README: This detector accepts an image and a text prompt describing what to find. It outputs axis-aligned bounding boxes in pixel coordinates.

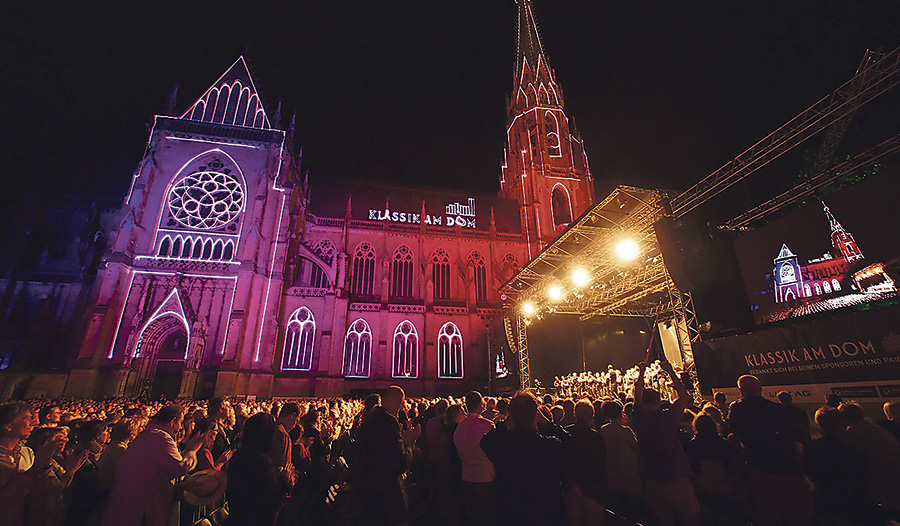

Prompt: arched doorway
[131,314,190,400]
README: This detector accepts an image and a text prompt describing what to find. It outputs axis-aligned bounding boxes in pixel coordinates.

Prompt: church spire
[500,0,594,258]
[823,201,863,263]
[515,0,548,82]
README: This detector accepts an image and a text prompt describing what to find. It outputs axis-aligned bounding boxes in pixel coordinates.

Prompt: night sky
[4,0,900,212]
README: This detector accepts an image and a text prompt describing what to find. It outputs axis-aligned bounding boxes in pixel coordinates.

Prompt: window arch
[823,280,832,293]
[159,237,172,257]
[223,241,234,260]
[343,318,372,378]
[392,320,418,378]
[501,253,520,281]
[548,84,560,105]
[172,237,183,258]
[282,307,315,371]
[814,283,822,295]
[804,283,812,297]
[437,322,464,378]
[832,279,841,291]
[545,112,561,157]
[391,245,415,298]
[551,185,573,227]
[351,243,376,296]
[539,84,551,105]
[468,252,488,303]
[432,248,451,301]
[313,238,336,265]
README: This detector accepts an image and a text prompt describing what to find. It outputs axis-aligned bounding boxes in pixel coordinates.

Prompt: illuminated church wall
[0,1,597,399]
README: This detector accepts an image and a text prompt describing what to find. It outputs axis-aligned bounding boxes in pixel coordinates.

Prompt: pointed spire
[180,56,272,129]
[822,201,843,232]
[515,0,550,84]
[273,99,283,129]
[163,83,180,116]
[287,110,297,146]
[345,193,353,219]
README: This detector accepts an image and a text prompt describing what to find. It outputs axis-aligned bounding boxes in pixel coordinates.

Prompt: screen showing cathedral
[734,166,900,325]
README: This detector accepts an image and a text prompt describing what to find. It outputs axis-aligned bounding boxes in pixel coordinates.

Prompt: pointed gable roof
[181,56,272,129]
[775,243,796,260]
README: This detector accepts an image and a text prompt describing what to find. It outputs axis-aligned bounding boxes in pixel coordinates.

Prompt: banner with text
[694,303,900,390]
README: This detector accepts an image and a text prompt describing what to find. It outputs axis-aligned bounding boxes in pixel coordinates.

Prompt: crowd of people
[1,363,900,526]
[555,361,678,402]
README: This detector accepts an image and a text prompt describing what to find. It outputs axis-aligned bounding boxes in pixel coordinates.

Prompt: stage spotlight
[522,302,535,315]
[547,285,563,301]
[571,268,590,287]
[615,238,640,262]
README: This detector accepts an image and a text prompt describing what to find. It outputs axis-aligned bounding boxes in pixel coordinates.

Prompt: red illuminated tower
[500,0,595,259]
[823,202,863,263]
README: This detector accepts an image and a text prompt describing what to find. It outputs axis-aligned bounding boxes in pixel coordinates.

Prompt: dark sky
[4,0,900,209]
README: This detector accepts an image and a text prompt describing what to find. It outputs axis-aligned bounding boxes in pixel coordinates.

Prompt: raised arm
[660,360,690,412]
[633,361,647,408]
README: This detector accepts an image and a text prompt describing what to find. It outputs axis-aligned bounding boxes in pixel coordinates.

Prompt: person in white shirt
[453,391,496,526]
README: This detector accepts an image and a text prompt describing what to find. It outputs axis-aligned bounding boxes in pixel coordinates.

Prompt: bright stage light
[571,268,590,287]
[522,302,535,315]
[547,285,563,301]
[615,238,640,262]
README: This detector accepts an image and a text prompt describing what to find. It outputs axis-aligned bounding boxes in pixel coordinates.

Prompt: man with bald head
[729,375,812,525]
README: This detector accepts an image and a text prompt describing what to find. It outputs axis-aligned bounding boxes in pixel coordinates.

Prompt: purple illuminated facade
[0,1,594,399]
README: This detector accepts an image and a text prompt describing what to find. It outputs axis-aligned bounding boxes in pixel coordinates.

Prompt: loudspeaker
[654,216,754,331]
[654,217,697,291]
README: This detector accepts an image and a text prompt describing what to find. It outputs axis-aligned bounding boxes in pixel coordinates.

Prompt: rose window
[167,171,245,230]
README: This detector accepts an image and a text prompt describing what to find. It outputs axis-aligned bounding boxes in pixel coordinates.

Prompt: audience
[1,376,898,526]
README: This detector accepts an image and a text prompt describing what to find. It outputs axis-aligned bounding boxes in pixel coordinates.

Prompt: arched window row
[157,234,235,261]
[336,319,464,380]
[282,307,315,371]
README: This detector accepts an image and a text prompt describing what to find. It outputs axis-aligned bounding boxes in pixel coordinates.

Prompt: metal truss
[725,132,900,230]
[671,46,900,218]
[516,314,531,390]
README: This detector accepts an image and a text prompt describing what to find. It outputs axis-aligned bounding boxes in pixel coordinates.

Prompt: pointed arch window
[823,281,832,293]
[551,185,573,227]
[351,243,376,296]
[391,245,415,299]
[392,321,418,378]
[159,237,172,257]
[437,322,464,379]
[313,239,336,265]
[432,248,452,301]
[282,307,315,371]
[545,112,561,157]
[468,252,488,303]
[343,318,372,378]
[501,253,520,282]
[832,279,841,291]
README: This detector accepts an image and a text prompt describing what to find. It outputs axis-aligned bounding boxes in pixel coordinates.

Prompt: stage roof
[500,185,683,320]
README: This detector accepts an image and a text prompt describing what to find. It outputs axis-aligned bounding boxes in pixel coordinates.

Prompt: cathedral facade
[1,1,594,399]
